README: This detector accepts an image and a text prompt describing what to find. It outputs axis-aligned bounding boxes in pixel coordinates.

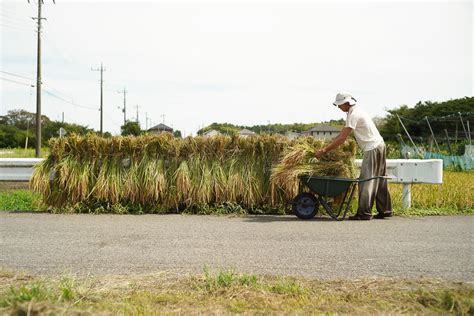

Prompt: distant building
[304,125,341,140]
[237,128,256,137]
[148,123,173,134]
[203,129,221,137]
[285,131,301,140]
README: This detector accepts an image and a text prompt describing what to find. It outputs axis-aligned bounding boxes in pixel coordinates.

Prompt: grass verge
[1,170,473,215]
[0,190,42,212]
[0,269,472,315]
[0,148,49,158]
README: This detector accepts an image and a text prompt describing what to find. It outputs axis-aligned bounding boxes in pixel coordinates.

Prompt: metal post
[467,121,472,145]
[444,129,456,169]
[425,116,440,152]
[402,183,411,208]
[458,112,468,141]
[397,114,421,156]
[444,129,453,155]
[25,118,30,152]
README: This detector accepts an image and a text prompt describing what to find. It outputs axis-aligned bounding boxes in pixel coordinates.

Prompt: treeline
[0,110,97,148]
[2,96,473,149]
[0,110,183,148]
[197,119,345,136]
[377,97,474,143]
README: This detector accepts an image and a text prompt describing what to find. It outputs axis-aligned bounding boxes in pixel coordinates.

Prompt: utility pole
[91,62,106,135]
[61,112,64,123]
[135,104,140,125]
[160,114,165,124]
[31,0,49,157]
[145,112,149,130]
[118,87,127,125]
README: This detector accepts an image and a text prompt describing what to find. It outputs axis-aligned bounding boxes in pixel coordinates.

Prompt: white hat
[333,92,357,106]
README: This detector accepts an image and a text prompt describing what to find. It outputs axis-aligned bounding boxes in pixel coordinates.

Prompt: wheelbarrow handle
[357,175,392,182]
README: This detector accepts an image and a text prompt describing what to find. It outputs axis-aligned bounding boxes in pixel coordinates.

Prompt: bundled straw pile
[30,133,356,213]
[271,138,357,201]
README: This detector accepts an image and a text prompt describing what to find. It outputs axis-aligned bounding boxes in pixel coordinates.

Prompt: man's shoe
[348,214,372,221]
[374,212,393,219]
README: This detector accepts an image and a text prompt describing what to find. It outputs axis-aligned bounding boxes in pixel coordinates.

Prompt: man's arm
[314,127,353,158]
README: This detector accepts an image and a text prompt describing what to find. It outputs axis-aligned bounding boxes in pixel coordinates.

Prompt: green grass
[0,269,472,315]
[0,148,49,158]
[0,190,42,212]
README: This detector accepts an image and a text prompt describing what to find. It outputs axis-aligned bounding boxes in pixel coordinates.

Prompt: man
[314,92,392,220]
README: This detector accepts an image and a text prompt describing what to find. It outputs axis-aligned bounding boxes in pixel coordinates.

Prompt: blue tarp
[423,152,474,170]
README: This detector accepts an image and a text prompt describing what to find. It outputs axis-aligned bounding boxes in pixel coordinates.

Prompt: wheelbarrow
[292,175,390,221]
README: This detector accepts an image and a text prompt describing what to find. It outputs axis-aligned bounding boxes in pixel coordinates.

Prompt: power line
[0,70,35,81]
[0,76,35,87]
[43,89,96,111]
[0,13,33,27]
[0,23,33,32]
[42,83,75,102]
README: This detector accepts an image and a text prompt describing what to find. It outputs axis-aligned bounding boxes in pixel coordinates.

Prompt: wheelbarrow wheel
[292,193,319,219]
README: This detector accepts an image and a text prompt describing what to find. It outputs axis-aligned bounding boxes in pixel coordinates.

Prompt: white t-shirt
[345,105,384,152]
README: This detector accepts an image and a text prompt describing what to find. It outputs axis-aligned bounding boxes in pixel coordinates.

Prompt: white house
[285,131,301,140]
[304,125,341,140]
[237,128,256,137]
[148,123,173,134]
[203,129,221,137]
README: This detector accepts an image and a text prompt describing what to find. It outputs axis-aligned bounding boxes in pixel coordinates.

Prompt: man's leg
[375,144,392,216]
[356,148,378,218]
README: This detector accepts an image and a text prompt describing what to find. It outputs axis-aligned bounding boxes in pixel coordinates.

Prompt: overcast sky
[1,0,472,136]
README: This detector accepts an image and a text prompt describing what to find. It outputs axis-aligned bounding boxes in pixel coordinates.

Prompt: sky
[0,0,472,136]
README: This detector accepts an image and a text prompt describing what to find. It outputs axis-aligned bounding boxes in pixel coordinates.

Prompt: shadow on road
[243,215,337,223]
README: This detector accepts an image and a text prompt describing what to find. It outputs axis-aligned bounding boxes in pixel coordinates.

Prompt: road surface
[1,213,472,280]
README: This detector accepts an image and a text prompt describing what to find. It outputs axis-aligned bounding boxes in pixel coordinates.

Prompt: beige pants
[358,143,392,216]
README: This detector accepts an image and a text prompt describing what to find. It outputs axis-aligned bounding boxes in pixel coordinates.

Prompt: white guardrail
[0,158,443,208]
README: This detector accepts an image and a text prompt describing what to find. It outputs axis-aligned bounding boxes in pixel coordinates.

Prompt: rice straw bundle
[31,133,357,213]
[270,137,357,200]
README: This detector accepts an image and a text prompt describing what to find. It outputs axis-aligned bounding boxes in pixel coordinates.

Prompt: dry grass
[1,269,472,315]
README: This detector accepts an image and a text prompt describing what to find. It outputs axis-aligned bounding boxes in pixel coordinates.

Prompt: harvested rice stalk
[32,133,357,213]
[270,138,357,199]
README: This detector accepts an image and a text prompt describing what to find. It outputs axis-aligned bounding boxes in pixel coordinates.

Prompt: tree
[0,109,49,131]
[0,125,28,148]
[121,121,141,136]
[378,97,474,142]
[173,130,182,138]
[42,121,94,145]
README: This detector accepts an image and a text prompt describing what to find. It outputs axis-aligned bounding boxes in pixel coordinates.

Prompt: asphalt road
[1,213,473,281]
